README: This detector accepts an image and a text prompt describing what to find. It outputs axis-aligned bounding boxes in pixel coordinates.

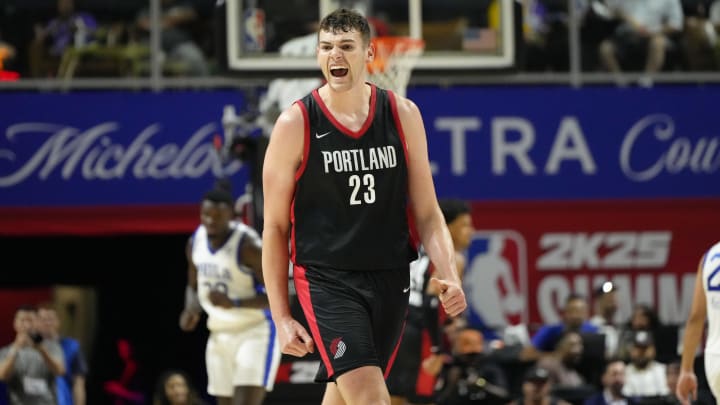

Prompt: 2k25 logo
[536,231,672,270]
[463,231,528,335]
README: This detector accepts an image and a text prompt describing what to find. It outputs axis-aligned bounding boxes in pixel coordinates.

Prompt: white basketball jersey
[702,241,720,355]
[193,221,267,332]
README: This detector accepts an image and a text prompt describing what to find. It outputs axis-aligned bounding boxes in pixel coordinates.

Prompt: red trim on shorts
[293,101,311,181]
[292,265,334,377]
[311,83,377,139]
[384,317,407,379]
[415,329,437,396]
[387,89,421,249]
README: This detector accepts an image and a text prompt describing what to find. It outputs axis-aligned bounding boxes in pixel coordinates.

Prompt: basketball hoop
[367,36,425,98]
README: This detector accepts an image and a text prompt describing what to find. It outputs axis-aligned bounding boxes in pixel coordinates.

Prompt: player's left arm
[676,254,708,405]
[397,94,466,317]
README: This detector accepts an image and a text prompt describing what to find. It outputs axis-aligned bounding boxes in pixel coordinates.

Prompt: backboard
[224,0,515,74]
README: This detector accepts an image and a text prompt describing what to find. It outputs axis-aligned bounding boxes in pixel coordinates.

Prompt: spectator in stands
[433,327,509,405]
[681,0,719,70]
[507,366,573,405]
[622,330,670,398]
[589,281,621,358]
[537,331,586,387]
[522,0,592,71]
[583,358,638,405]
[616,304,661,362]
[29,0,98,77]
[152,369,208,405]
[521,294,599,361]
[37,303,87,405]
[136,0,208,76]
[0,33,16,72]
[0,305,66,405]
[599,0,684,87]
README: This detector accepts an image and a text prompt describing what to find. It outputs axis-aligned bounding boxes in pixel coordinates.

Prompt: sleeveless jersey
[291,84,417,270]
[702,241,720,355]
[192,221,267,332]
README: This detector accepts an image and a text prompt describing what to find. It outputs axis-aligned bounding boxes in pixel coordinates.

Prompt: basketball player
[676,240,720,405]
[261,8,467,405]
[387,199,473,405]
[179,188,281,405]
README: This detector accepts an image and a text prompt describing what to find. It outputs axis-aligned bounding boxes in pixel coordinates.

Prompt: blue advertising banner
[412,85,720,200]
[0,90,249,207]
[1,86,718,211]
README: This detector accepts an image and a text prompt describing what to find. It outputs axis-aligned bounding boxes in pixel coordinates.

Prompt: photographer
[434,327,509,405]
[0,305,66,405]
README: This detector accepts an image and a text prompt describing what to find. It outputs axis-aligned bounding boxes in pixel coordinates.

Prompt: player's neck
[319,82,371,114]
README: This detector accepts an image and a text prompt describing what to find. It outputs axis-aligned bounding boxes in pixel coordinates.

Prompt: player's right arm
[179,237,201,331]
[676,254,708,405]
[262,103,314,357]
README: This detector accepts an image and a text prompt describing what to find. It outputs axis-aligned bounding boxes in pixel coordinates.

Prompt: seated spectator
[507,366,573,405]
[29,0,98,77]
[152,369,208,405]
[537,331,586,388]
[433,327,509,405]
[622,331,670,399]
[599,0,684,87]
[136,0,208,76]
[681,0,719,70]
[583,358,638,405]
[521,294,599,361]
[522,0,594,72]
[0,34,16,72]
[616,304,661,362]
[589,281,621,359]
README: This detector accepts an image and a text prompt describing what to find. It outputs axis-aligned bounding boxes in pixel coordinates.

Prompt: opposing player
[261,7,466,405]
[676,241,720,405]
[180,188,281,405]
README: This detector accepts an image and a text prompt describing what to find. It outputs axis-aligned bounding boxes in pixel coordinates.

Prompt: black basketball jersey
[291,84,418,270]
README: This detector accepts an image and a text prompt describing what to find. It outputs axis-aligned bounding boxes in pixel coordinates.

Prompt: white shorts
[205,317,281,397]
[705,352,720,400]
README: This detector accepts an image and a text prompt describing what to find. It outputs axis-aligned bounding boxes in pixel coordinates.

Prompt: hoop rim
[367,36,425,73]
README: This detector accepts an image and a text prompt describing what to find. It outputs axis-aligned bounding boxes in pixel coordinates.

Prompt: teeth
[330,66,346,70]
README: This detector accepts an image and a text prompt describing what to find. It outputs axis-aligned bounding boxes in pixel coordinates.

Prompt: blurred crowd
[420,281,713,405]
[1,0,719,81]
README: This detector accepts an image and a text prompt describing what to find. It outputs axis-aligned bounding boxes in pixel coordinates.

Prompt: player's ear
[366,40,375,64]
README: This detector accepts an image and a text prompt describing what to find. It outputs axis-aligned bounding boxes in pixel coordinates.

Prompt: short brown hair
[319,8,371,46]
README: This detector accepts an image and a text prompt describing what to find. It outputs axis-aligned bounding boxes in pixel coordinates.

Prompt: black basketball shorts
[293,264,410,383]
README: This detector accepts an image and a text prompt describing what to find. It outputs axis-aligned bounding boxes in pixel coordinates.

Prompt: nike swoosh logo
[403,286,411,293]
[315,131,332,139]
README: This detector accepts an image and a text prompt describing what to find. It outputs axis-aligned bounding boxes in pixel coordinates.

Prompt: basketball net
[366,36,425,98]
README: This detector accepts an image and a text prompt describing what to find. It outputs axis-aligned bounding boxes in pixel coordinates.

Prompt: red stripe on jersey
[292,265,334,377]
[290,101,310,263]
[311,84,377,139]
[290,196,297,263]
[294,101,311,181]
[387,90,421,249]
[384,316,407,379]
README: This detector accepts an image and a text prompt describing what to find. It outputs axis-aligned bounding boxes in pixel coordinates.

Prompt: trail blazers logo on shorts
[330,337,346,359]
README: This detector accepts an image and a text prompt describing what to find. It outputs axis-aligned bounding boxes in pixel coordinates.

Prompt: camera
[29,332,43,344]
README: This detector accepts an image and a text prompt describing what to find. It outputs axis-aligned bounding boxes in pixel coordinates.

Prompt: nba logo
[463,231,528,340]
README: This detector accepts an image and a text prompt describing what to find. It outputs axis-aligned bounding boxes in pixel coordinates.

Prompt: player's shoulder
[387,90,418,112]
[272,102,306,134]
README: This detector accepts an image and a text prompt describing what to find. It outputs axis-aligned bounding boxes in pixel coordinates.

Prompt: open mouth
[330,67,349,77]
